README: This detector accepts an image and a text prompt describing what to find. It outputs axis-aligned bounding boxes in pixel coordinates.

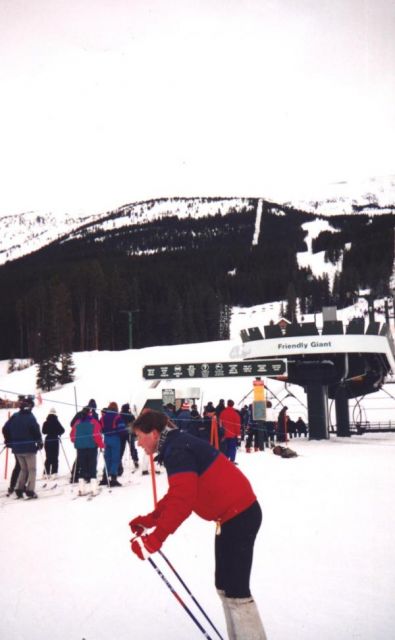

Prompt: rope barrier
[1,416,273,448]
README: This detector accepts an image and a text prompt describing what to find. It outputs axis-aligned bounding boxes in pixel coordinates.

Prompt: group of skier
[165,398,243,463]
[167,398,308,463]
[2,393,307,503]
[2,395,139,499]
[69,399,139,496]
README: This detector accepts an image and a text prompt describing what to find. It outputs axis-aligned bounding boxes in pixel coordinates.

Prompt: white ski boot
[90,478,99,496]
[226,596,267,640]
[78,479,88,496]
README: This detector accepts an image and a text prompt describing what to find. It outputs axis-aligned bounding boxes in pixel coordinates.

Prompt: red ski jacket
[219,407,241,439]
[147,430,256,542]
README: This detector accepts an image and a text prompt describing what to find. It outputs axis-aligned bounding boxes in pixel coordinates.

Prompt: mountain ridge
[1,175,394,265]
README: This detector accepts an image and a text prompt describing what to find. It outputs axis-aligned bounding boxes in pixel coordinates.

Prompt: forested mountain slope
[0,196,393,359]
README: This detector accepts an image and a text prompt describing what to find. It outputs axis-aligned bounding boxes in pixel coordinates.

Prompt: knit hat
[19,395,34,410]
[49,407,57,415]
[181,402,190,410]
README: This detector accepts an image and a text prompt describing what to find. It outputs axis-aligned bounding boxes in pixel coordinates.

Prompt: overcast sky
[0,0,394,217]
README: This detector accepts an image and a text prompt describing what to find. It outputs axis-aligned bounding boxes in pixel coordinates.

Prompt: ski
[42,482,58,491]
[86,491,101,501]
[0,489,63,507]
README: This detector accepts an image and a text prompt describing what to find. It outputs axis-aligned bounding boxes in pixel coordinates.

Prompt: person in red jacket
[129,410,267,640]
[220,399,241,463]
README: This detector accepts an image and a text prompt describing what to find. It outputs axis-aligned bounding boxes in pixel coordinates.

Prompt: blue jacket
[71,416,103,449]
[3,410,42,454]
[175,409,192,431]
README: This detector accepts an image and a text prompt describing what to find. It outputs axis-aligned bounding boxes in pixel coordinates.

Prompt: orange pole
[4,410,10,479]
[4,447,9,480]
[149,454,158,508]
[210,415,219,449]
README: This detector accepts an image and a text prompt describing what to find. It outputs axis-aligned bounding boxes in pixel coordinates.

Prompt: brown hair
[133,410,172,434]
[108,401,119,412]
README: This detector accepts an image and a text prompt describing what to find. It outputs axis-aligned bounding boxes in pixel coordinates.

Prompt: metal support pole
[335,385,351,437]
[306,382,329,440]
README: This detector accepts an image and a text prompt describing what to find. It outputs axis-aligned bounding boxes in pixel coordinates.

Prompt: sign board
[143,359,287,380]
[175,387,201,399]
[253,401,267,421]
[162,388,175,406]
[253,379,266,420]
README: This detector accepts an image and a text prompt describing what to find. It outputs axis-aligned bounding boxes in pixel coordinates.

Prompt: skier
[2,395,43,499]
[70,406,104,496]
[100,402,123,487]
[42,407,65,478]
[69,399,98,482]
[219,399,241,463]
[118,403,138,474]
[129,410,267,640]
[276,406,288,443]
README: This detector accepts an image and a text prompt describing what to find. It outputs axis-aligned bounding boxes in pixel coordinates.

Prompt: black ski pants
[246,426,259,450]
[44,438,60,474]
[9,457,21,491]
[215,500,262,598]
[76,448,98,481]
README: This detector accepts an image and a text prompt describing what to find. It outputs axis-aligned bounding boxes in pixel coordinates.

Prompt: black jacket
[42,415,65,441]
[3,410,42,454]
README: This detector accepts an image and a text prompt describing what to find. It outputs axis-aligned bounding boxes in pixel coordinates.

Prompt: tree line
[0,203,393,361]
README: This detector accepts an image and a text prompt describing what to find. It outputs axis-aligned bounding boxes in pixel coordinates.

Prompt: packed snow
[1,325,395,639]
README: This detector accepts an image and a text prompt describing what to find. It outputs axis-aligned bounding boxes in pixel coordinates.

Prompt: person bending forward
[129,410,267,640]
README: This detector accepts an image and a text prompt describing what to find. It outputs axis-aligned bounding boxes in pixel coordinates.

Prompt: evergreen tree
[36,356,58,391]
[57,352,75,385]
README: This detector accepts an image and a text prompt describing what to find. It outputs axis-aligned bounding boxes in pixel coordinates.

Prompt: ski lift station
[238,307,395,439]
[141,306,395,440]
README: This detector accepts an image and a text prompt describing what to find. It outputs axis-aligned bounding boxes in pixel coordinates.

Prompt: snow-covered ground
[296,219,344,289]
[1,326,395,639]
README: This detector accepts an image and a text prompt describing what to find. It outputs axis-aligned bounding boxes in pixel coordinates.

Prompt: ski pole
[100,447,112,491]
[59,437,71,472]
[158,550,224,640]
[38,448,50,481]
[148,557,213,639]
[72,454,78,485]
